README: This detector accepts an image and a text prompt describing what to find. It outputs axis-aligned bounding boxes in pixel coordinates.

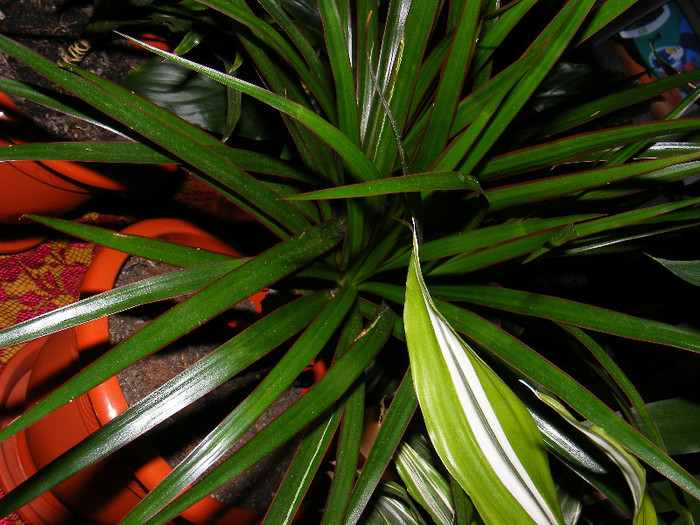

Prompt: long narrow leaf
[199,0,336,120]
[382,215,597,272]
[431,284,700,354]
[479,120,700,180]
[362,282,700,503]
[0,34,308,235]
[516,68,700,143]
[344,369,418,525]
[263,408,342,525]
[288,171,482,200]
[322,382,365,525]
[485,152,700,212]
[413,0,481,172]
[0,77,124,135]
[319,0,360,144]
[369,0,440,176]
[458,0,597,174]
[471,0,538,73]
[28,215,236,267]
[0,259,244,348]
[141,303,395,525]
[395,433,454,525]
[0,141,174,163]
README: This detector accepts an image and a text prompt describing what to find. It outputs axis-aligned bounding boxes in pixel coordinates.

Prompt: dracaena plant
[2,0,700,523]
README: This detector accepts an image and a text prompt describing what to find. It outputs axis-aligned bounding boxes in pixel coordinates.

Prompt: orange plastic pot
[0,219,265,524]
[0,93,177,254]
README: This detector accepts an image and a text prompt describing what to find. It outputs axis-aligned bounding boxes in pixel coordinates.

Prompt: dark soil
[109,256,302,510]
[0,0,151,141]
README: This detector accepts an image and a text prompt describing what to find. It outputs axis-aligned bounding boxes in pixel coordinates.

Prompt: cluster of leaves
[2,0,700,523]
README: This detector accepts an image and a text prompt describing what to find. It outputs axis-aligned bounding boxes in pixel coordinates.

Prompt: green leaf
[431,284,700,354]
[0,141,174,163]
[287,172,482,200]
[404,229,564,525]
[529,387,657,522]
[517,68,700,143]
[650,256,700,287]
[437,303,700,504]
[395,433,454,525]
[0,34,308,235]
[28,215,235,267]
[140,302,395,525]
[412,0,481,172]
[363,481,427,525]
[367,0,440,176]
[429,227,580,276]
[484,152,700,212]
[526,396,633,514]
[560,325,664,450]
[525,197,700,262]
[200,0,336,121]
[0,259,244,348]
[122,284,357,524]
[646,399,700,456]
[479,120,700,180]
[322,381,365,525]
[457,0,597,174]
[0,77,120,133]
[382,215,596,272]
[319,0,360,144]
[433,51,541,173]
[121,57,229,133]
[578,0,640,42]
[471,0,538,73]
[343,368,418,525]
[263,407,342,525]
[364,283,700,507]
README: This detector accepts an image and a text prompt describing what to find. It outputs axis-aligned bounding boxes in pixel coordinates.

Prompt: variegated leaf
[395,433,454,525]
[527,385,658,525]
[404,227,564,525]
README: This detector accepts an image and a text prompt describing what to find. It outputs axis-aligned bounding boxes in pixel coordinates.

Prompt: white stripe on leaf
[524,383,657,524]
[405,227,564,525]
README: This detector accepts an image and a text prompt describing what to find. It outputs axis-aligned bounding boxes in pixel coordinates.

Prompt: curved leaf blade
[118,32,381,182]
[287,172,482,200]
[0,260,244,348]
[431,284,700,354]
[404,230,564,525]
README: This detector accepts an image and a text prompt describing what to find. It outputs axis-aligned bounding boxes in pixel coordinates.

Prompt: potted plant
[1,0,700,523]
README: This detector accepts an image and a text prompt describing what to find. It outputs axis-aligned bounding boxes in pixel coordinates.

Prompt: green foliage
[2,0,700,523]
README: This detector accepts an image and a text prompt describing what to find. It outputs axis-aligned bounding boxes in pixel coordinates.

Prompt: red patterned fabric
[0,239,96,523]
